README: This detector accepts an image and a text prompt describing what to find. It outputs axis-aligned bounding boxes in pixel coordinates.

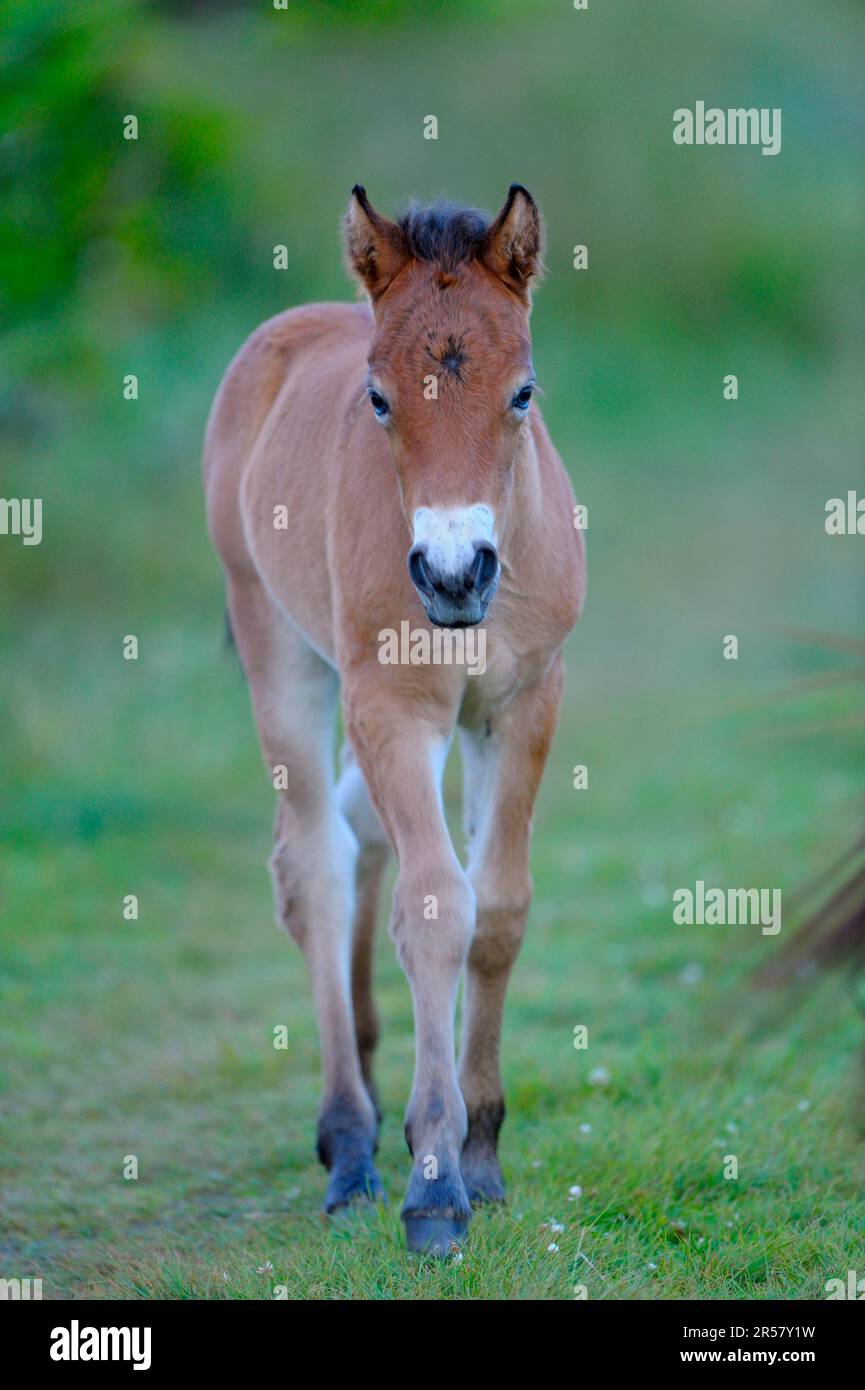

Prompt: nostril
[469,543,498,595]
[408,544,435,596]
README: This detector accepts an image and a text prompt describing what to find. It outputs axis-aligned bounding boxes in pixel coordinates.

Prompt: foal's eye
[368,389,389,419]
[512,385,533,412]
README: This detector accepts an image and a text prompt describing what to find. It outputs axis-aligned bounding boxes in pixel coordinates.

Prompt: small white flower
[588,1067,610,1087]
[648,1261,658,1270]
[797,1099,810,1112]
[549,1221,565,1234]
[222,1271,229,1283]
[679,962,703,986]
[531,1159,542,1168]
[579,1123,592,1134]
[547,1242,560,1253]
[257,1261,274,1274]
[452,1249,464,1264]
[569,1185,583,1198]
[726,1122,738,1133]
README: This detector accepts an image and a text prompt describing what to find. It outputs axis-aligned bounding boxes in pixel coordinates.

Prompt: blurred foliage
[0,0,861,624]
[2,0,861,391]
[1,0,256,387]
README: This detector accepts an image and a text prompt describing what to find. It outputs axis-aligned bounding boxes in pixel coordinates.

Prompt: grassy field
[1,0,863,1299]
[2,585,863,1299]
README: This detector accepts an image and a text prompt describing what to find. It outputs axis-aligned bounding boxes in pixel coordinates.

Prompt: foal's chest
[457,628,548,729]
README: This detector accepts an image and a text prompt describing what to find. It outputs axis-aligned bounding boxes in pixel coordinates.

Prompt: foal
[203,185,585,1253]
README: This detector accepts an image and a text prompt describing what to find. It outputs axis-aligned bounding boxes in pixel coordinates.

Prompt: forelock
[396,200,491,273]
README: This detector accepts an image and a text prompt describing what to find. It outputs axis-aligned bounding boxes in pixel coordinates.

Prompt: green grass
[1,612,862,1299]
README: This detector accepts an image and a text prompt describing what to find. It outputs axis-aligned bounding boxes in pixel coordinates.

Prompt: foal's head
[344,184,544,628]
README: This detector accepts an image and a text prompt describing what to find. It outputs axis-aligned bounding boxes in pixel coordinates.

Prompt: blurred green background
[1,0,863,1299]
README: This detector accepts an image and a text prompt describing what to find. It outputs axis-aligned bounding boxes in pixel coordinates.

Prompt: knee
[392,861,476,974]
[269,832,305,945]
[269,807,356,947]
[468,877,533,977]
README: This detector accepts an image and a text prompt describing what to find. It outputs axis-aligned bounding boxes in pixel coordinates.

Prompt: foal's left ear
[481,184,544,297]
[343,185,409,300]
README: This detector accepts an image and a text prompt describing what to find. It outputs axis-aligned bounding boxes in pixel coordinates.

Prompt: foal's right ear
[343,186,409,300]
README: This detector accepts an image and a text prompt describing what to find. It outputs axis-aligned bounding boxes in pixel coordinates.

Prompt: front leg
[458,656,564,1203]
[344,676,475,1255]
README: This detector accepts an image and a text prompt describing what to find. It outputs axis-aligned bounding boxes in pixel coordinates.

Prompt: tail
[752,628,865,990]
[756,837,865,987]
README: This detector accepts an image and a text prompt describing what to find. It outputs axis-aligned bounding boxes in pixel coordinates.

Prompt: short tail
[756,836,865,986]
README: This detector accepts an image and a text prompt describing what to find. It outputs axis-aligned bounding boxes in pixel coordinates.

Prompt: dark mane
[396,200,491,272]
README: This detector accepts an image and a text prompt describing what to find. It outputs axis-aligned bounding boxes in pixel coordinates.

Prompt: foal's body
[204,187,585,1252]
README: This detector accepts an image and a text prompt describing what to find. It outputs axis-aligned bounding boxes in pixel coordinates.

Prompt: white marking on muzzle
[411,504,496,582]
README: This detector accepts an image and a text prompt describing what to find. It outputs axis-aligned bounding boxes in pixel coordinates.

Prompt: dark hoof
[324,1160,385,1213]
[404,1214,469,1255]
[461,1103,506,1206]
[462,1169,506,1206]
[461,1149,506,1205]
[317,1096,381,1212]
[401,1151,471,1252]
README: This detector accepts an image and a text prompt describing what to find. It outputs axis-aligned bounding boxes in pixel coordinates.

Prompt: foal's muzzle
[408,541,499,627]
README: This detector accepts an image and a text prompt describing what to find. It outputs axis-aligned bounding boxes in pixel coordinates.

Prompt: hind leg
[227,577,382,1211]
[337,743,390,1121]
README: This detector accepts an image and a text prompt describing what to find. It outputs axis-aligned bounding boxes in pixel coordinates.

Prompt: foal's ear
[481,184,544,296]
[343,186,409,300]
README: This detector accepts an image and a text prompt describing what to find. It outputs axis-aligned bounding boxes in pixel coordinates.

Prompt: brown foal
[203,184,585,1253]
